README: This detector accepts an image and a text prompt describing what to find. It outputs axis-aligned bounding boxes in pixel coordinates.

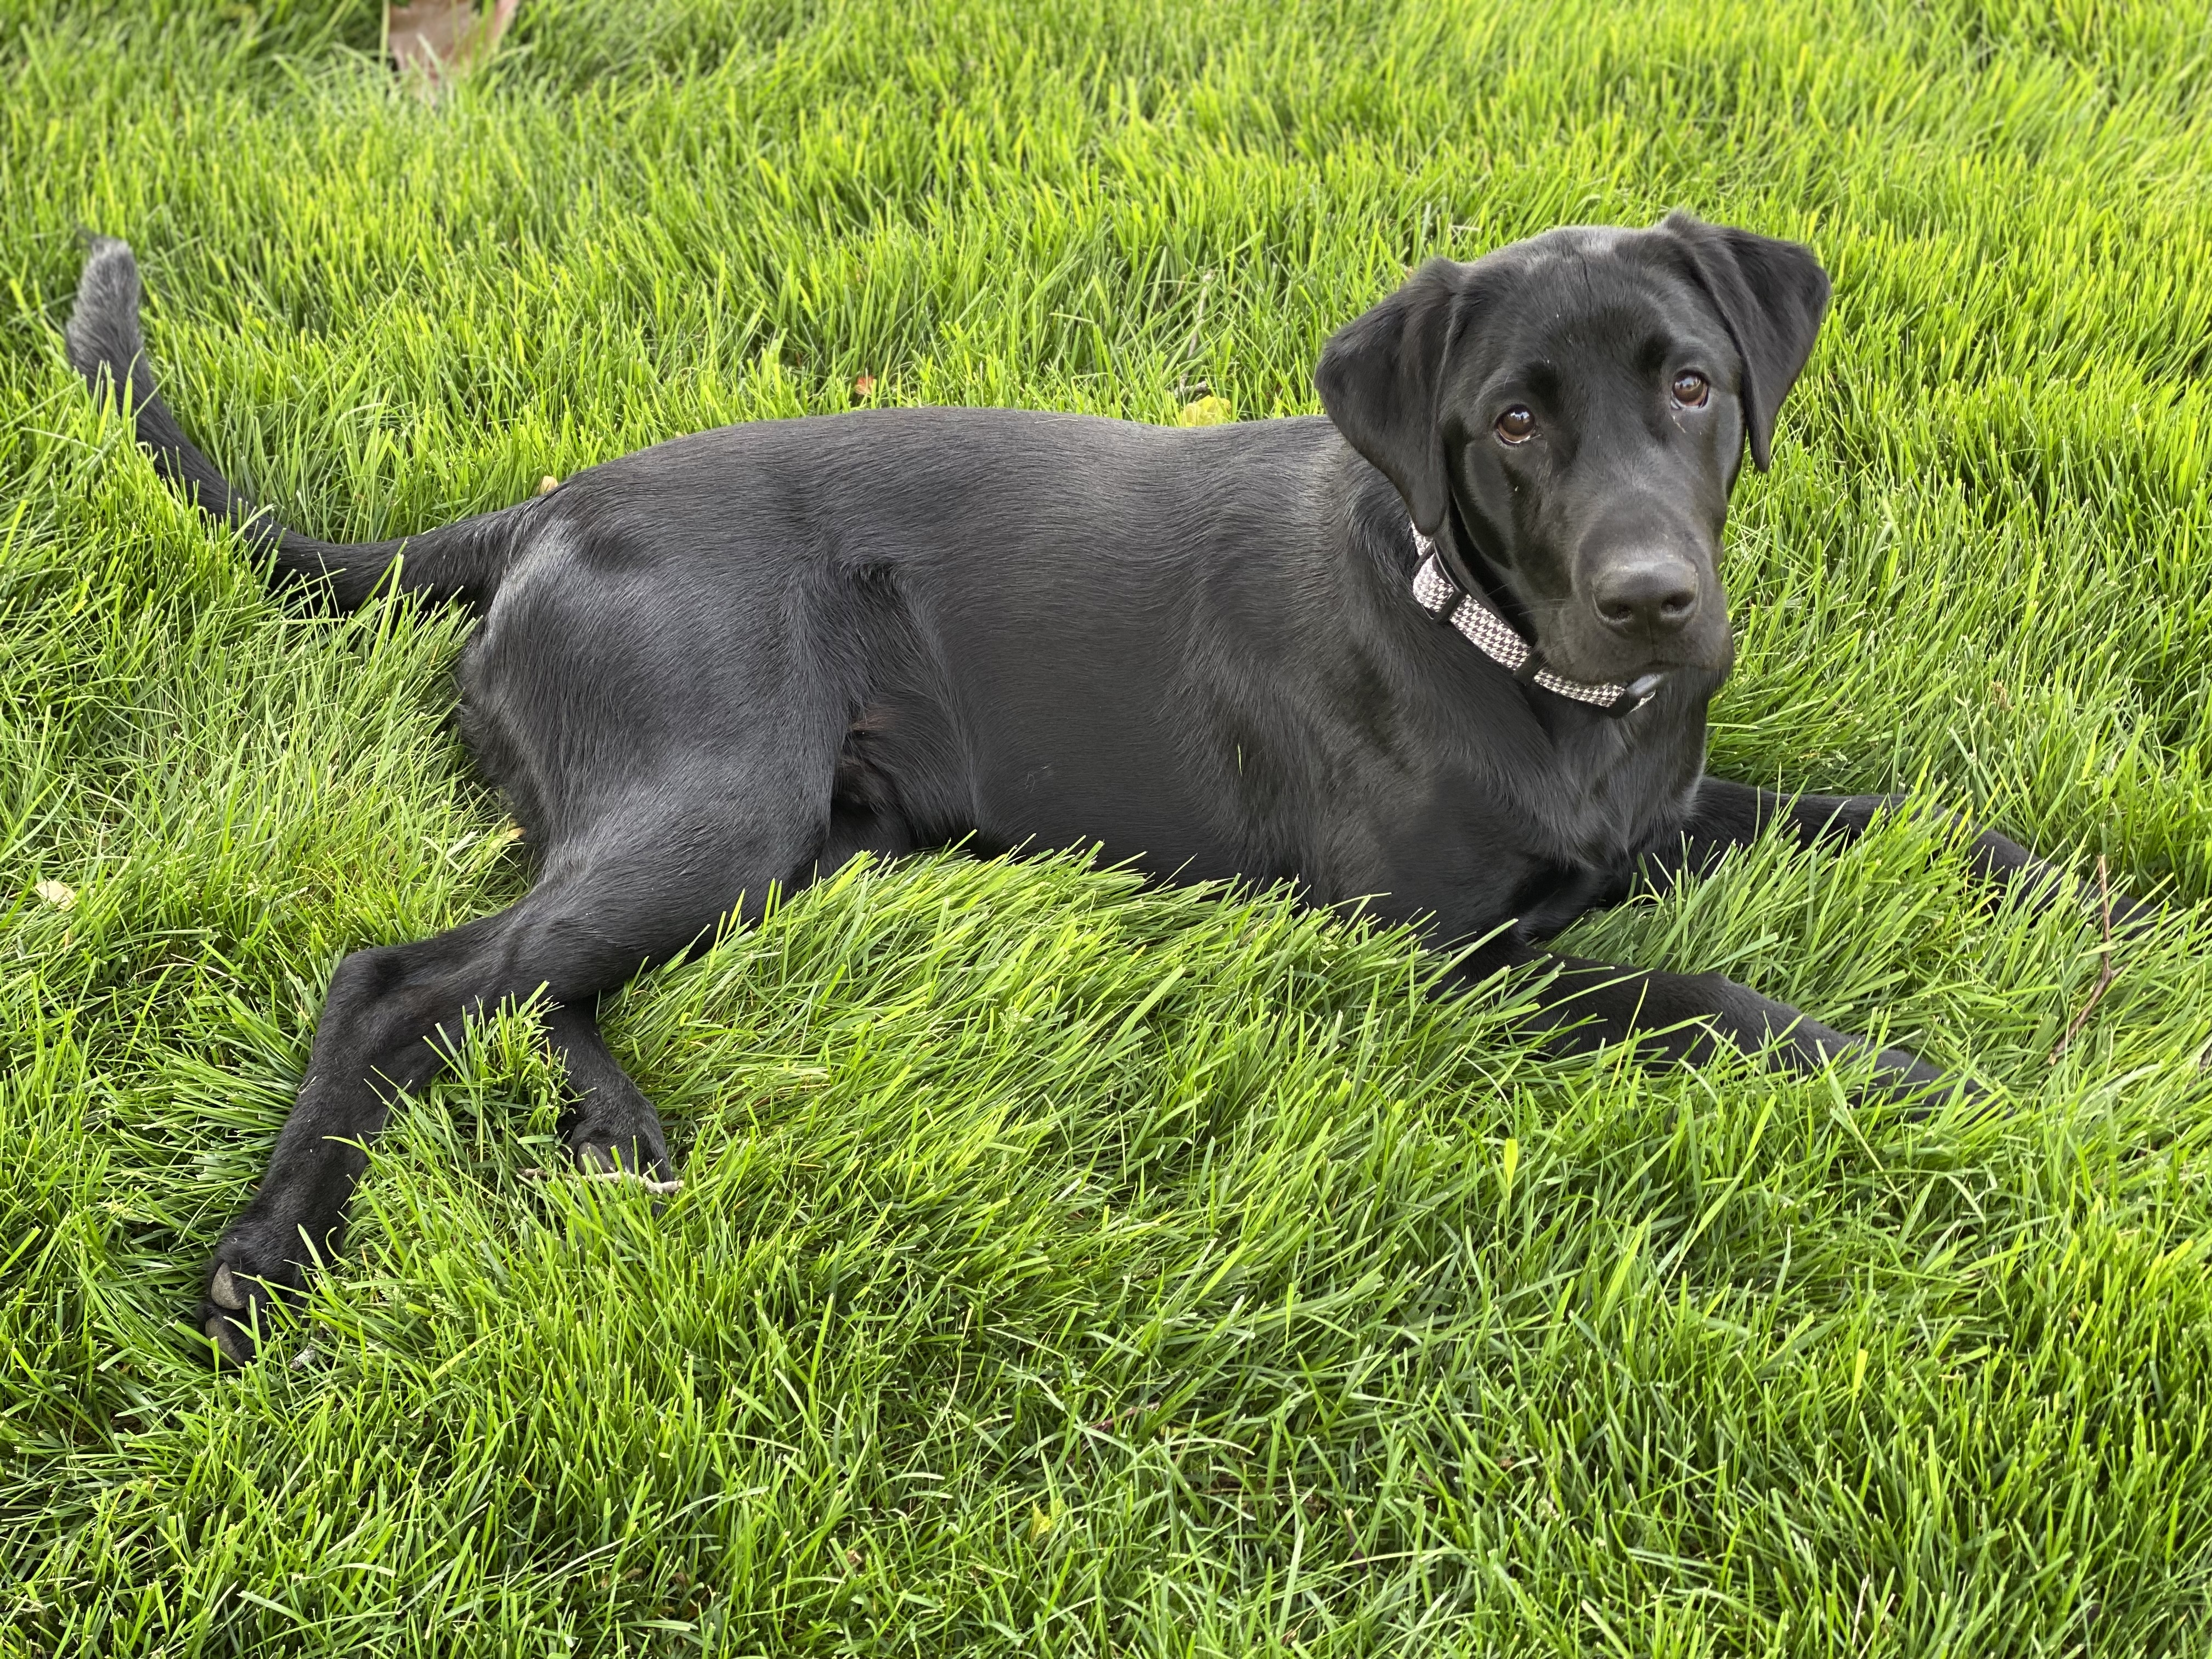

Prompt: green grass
[5,0,2212,1651]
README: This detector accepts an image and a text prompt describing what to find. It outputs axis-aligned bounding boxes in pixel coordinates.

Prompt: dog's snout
[1593,555,1700,636]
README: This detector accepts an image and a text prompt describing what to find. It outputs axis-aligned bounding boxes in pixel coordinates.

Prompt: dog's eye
[1495,406,1536,443]
[1672,371,1710,408]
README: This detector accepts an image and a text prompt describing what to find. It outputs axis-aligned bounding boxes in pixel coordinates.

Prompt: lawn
[5,0,2212,1651]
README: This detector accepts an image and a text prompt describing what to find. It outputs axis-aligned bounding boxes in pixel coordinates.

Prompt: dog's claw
[210,1263,246,1310]
[205,1312,251,1365]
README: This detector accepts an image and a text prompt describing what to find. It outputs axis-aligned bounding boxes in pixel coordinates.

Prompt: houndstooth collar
[1409,525,1663,717]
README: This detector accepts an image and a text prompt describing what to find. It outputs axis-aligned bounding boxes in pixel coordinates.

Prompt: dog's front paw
[2102,888,2166,935]
[198,1212,323,1365]
[1974,838,2167,935]
[1861,1045,1985,1113]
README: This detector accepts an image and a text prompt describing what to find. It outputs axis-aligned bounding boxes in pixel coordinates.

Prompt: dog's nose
[1593,556,1700,636]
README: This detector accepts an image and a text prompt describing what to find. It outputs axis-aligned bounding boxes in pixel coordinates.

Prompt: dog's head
[1316,212,1830,688]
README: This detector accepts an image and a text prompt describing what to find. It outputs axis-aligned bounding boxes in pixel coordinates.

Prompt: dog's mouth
[1571,635,1730,674]
[1552,636,1733,684]
[1531,608,1736,690]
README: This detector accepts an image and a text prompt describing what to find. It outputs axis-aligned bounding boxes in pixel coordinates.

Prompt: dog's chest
[1435,701,1708,891]
[1545,721,1706,865]
[1333,701,1704,939]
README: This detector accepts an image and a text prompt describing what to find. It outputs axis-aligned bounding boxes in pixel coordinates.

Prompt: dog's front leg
[1656,778,2159,928]
[1461,936,1967,1103]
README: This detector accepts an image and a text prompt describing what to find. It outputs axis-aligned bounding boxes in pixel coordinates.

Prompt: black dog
[66,215,2103,1363]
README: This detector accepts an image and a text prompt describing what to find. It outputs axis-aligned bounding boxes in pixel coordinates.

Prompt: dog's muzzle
[1409,527,1663,716]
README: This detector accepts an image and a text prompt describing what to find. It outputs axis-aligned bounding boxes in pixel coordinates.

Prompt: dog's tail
[65,236,522,612]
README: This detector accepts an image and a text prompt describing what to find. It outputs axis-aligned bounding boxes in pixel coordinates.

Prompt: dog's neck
[1427,493,1532,636]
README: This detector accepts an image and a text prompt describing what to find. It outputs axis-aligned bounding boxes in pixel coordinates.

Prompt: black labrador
[65,215,2109,1363]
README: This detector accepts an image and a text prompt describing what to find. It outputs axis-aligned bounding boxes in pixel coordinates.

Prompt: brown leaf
[851,374,877,398]
[538,475,558,494]
[389,0,520,86]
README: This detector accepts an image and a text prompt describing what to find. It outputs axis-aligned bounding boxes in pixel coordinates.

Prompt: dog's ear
[1657,212,1831,471]
[1314,258,1470,533]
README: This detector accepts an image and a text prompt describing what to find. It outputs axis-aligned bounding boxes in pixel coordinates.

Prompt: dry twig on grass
[2049,854,2118,1064]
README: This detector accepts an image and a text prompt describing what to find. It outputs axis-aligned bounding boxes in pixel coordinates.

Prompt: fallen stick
[519,1165,684,1196]
[2049,855,2117,1065]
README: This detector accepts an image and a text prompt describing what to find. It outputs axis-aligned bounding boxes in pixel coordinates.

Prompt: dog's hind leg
[200,806,821,1363]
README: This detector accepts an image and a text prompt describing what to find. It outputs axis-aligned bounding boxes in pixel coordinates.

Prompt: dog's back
[462,404,1389,881]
